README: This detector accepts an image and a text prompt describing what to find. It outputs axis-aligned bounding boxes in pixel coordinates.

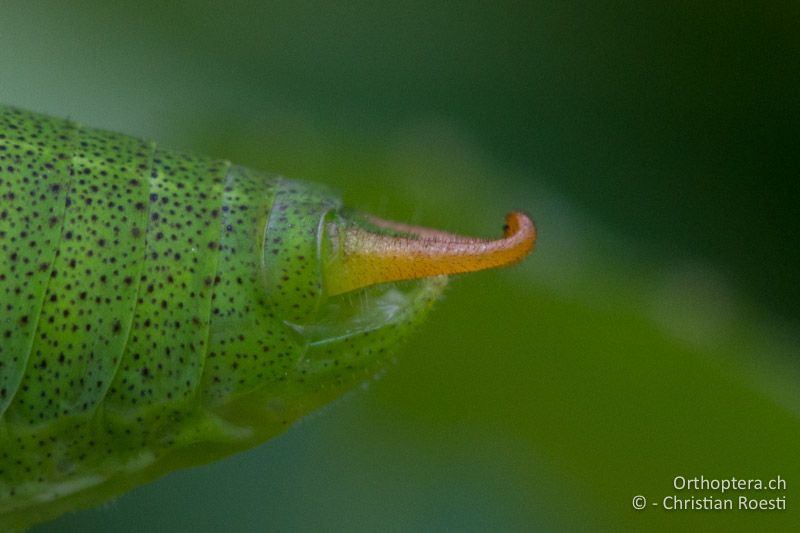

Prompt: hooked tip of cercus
[323,211,537,296]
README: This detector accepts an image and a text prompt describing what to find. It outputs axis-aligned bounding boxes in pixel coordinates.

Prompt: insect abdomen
[1,110,237,424]
[0,107,288,526]
[0,104,506,530]
[101,151,227,412]
[0,107,76,418]
[3,121,155,423]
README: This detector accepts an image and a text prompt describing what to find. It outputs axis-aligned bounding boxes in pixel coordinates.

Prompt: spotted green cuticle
[0,107,76,417]
[0,105,447,531]
[5,124,154,425]
[103,151,227,412]
[200,166,293,404]
[262,180,340,324]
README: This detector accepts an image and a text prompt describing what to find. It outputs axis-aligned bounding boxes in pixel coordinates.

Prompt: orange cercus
[323,211,536,295]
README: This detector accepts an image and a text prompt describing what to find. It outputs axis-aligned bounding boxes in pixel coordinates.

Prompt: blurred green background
[2,1,798,531]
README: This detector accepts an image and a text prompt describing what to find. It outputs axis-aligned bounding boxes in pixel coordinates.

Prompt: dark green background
[1,1,798,531]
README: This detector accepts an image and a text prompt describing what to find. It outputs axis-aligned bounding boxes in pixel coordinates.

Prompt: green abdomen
[0,106,298,528]
[0,105,449,531]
